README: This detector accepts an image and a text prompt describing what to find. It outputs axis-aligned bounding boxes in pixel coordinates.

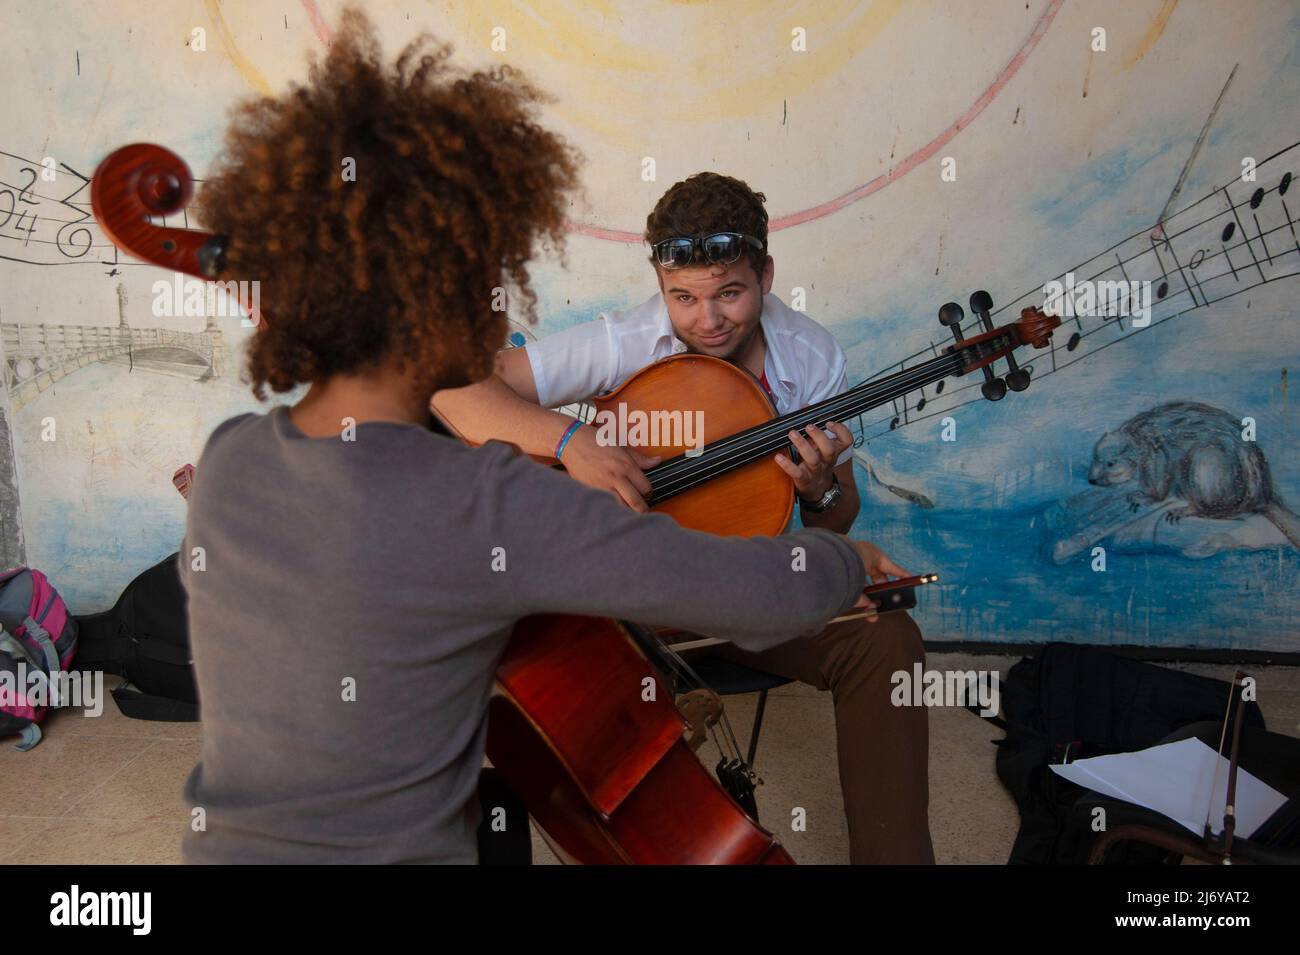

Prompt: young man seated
[177,10,904,864]
[434,173,936,864]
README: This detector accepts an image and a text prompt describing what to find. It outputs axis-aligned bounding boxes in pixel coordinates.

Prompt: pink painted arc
[569,0,1065,243]
[299,0,1063,243]
[300,0,334,46]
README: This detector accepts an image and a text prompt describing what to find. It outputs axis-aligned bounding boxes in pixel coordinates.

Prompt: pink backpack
[0,567,78,750]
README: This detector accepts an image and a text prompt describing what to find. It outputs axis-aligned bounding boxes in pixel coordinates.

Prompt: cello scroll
[90,143,259,322]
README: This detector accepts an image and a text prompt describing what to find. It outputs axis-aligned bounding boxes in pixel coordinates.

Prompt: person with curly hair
[179,9,893,864]
[435,172,936,864]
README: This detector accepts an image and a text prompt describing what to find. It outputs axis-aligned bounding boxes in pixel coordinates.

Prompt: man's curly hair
[196,8,581,401]
[644,172,769,278]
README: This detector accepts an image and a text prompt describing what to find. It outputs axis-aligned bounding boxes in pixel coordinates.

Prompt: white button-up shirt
[526,292,852,465]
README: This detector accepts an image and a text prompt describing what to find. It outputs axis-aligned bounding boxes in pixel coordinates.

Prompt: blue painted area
[1030,140,1181,233]
[541,294,637,334]
[839,287,1299,648]
[851,500,1298,648]
[30,496,184,613]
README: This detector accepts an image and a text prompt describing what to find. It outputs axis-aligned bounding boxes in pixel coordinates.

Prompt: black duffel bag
[74,552,198,721]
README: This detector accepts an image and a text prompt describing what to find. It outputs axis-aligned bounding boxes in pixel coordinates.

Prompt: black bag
[74,552,198,721]
[976,643,1264,864]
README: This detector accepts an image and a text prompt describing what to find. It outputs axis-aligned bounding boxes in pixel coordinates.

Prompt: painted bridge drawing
[0,314,226,414]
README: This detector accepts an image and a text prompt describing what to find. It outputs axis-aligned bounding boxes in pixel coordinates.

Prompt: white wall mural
[0,0,1295,648]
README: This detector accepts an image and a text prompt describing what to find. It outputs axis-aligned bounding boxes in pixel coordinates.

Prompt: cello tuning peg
[969,291,996,334]
[939,303,966,346]
[1005,368,1032,392]
[981,378,1008,401]
[938,302,964,327]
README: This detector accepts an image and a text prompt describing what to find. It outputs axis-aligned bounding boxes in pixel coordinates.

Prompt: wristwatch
[800,474,842,513]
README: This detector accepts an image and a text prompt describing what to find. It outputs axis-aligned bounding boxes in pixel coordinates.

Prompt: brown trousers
[716,610,935,864]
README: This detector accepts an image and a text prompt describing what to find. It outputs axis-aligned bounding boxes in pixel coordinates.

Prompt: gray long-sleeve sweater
[178,405,865,863]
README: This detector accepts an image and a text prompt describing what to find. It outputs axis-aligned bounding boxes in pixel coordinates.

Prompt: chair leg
[1088,825,1219,865]
[747,688,769,769]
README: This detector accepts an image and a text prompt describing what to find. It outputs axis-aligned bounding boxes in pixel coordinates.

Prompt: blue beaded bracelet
[555,420,583,460]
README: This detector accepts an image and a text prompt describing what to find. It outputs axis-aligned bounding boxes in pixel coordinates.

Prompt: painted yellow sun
[427,0,905,143]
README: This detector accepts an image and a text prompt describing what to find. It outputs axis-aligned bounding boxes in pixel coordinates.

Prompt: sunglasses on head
[652,232,765,270]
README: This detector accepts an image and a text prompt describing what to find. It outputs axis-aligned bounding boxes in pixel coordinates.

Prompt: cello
[443,290,1060,542]
[91,143,812,864]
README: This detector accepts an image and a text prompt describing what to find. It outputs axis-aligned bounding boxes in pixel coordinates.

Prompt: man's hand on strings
[774,420,853,502]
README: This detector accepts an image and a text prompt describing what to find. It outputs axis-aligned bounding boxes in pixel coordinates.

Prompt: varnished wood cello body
[587,354,796,538]
[487,612,795,864]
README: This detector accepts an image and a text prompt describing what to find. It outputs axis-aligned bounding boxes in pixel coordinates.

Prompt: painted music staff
[853,139,1300,447]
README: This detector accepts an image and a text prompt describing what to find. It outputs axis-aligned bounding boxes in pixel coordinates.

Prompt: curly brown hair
[644,172,769,278]
[195,7,581,401]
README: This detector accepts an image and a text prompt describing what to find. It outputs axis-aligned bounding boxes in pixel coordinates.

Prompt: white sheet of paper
[1050,738,1288,837]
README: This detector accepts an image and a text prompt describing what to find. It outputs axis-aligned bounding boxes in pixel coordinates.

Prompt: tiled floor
[0,678,200,864]
[4,657,1297,865]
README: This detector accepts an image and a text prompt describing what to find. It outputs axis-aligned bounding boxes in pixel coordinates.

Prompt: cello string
[629,622,747,766]
[647,354,966,499]
[647,351,963,482]
[644,353,962,491]
[649,358,963,499]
